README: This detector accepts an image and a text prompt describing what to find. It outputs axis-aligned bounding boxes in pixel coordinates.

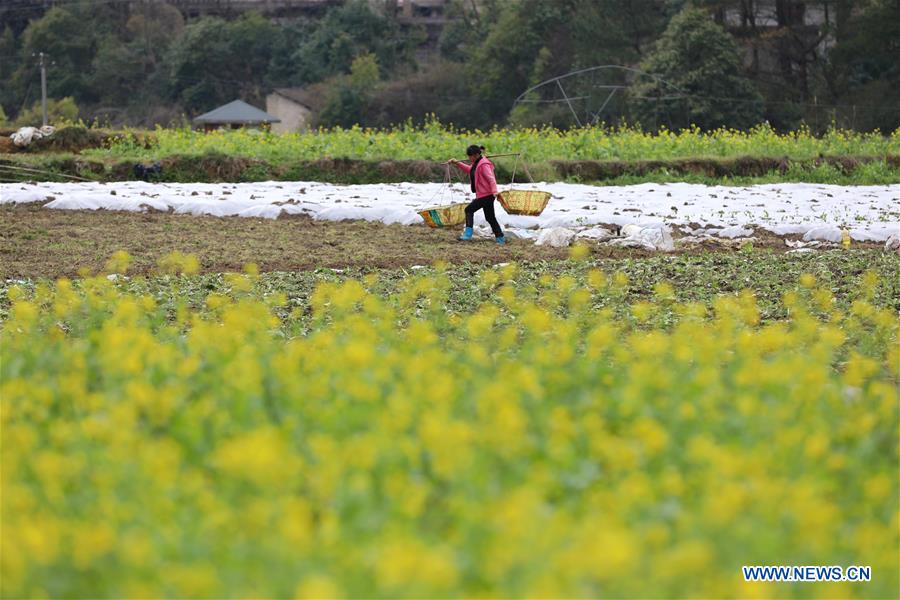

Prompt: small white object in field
[576,226,616,241]
[785,238,835,249]
[885,234,900,251]
[650,227,675,252]
[10,125,55,147]
[802,225,843,243]
[675,235,704,247]
[787,248,816,253]
[505,228,537,240]
[606,237,657,250]
[718,225,754,238]
[620,224,643,238]
[679,235,756,248]
[535,227,576,247]
[609,224,675,252]
[473,226,495,239]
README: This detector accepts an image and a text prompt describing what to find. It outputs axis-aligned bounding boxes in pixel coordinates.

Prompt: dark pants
[465,195,504,237]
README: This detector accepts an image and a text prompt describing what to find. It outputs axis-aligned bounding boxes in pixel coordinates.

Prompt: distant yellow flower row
[91,120,900,162]
[1,257,897,598]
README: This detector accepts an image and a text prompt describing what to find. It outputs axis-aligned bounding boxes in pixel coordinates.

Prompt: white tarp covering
[1,180,898,242]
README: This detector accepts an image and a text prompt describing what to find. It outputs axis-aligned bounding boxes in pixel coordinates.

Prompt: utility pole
[39,52,48,126]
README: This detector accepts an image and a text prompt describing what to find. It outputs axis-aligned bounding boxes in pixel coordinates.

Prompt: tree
[318,85,367,128]
[89,35,149,108]
[465,0,575,120]
[288,1,415,85]
[0,26,18,116]
[349,52,380,88]
[165,13,278,112]
[88,3,183,118]
[674,1,888,130]
[13,7,100,105]
[125,1,184,70]
[829,0,900,131]
[363,61,485,128]
[464,0,669,124]
[569,0,668,64]
[629,7,763,130]
[318,53,381,127]
[438,0,497,61]
[266,22,314,87]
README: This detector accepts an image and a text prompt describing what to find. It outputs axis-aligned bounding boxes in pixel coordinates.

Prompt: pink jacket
[454,157,499,198]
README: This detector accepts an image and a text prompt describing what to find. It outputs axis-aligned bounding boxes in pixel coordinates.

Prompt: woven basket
[498,190,551,216]
[418,203,468,228]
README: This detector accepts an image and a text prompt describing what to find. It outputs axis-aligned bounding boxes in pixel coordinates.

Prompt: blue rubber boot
[496,236,506,245]
[458,227,473,241]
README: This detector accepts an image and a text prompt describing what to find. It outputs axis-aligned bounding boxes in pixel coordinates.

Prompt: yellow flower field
[95,120,899,163]
[1,259,897,598]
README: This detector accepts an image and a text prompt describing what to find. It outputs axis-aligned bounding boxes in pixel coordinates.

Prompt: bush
[13,96,80,127]
[364,62,484,128]
[629,8,764,131]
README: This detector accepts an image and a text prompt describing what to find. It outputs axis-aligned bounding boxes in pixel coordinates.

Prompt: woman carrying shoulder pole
[448,145,506,245]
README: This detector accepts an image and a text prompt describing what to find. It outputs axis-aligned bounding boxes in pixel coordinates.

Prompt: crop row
[89,121,900,163]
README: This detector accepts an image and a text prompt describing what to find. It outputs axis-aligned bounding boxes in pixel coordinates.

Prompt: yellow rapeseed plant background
[1,255,897,598]
[97,120,899,163]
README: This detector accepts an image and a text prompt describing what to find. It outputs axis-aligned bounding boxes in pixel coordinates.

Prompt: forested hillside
[0,0,897,131]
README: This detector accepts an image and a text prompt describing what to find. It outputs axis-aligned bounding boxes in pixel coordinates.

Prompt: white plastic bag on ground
[679,235,756,248]
[718,225,754,238]
[535,227,576,247]
[608,224,674,252]
[885,234,900,251]
[620,224,644,238]
[785,239,830,249]
[646,226,675,251]
[473,226,495,239]
[576,226,615,242]
[505,228,536,240]
[606,237,658,250]
[10,125,55,147]
[11,127,37,147]
[802,225,842,243]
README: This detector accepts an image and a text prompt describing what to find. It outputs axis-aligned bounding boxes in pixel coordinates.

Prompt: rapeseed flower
[1,258,897,598]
